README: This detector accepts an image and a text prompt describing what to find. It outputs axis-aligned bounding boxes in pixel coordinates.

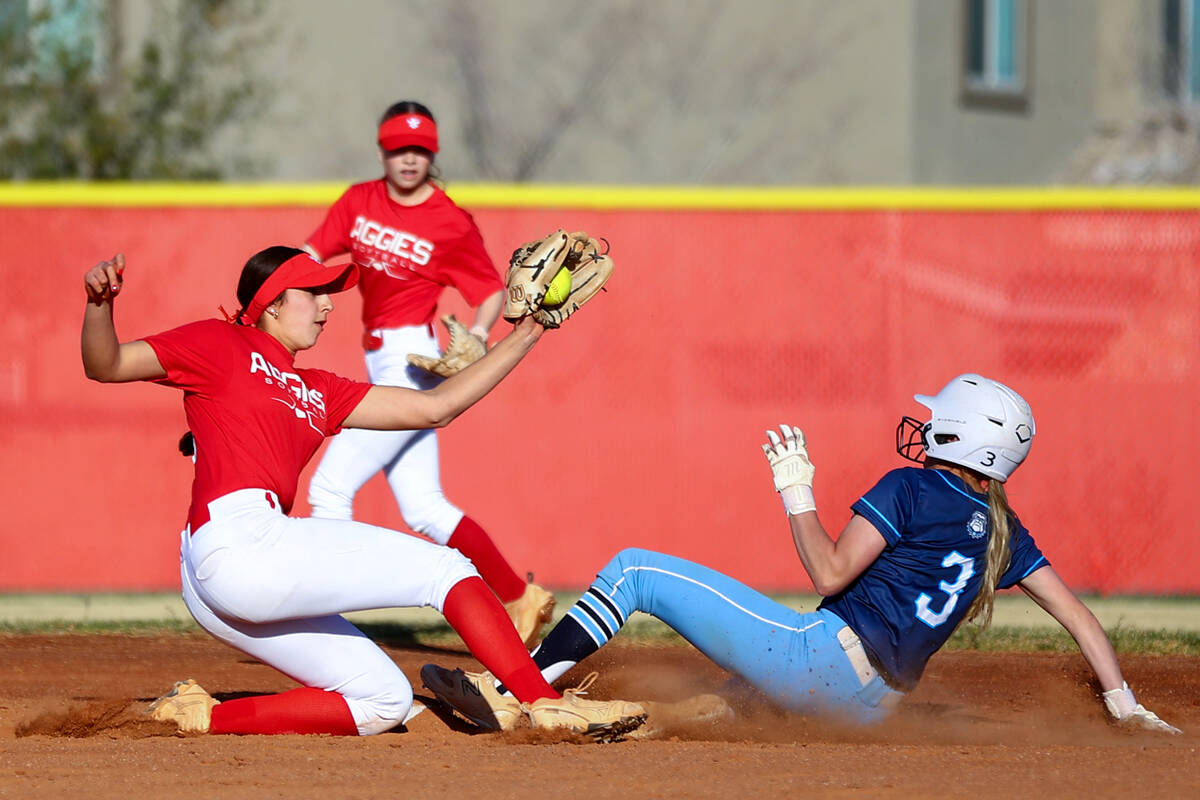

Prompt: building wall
[913,0,1101,184]
[106,1,1168,184]
[1092,0,1158,125]
[113,0,915,184]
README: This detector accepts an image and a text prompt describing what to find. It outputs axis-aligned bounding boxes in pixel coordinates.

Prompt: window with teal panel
[962,0,1029,109]
[1164,0,1200,101]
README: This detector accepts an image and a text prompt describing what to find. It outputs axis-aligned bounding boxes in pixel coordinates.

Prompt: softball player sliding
[80,248,645,739]
[424,375,1180,736]
[302,100,554,647]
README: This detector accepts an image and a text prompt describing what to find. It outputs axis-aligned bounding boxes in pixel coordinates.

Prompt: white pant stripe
[610,565,826,635]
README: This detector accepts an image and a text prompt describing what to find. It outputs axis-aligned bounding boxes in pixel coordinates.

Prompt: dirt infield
[1,634,1196,799]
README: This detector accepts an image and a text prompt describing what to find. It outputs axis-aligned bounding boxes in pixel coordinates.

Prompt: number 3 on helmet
[895,373,1035,482]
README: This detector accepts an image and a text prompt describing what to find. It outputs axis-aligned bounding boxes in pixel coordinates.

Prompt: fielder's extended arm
[343,315,544,431]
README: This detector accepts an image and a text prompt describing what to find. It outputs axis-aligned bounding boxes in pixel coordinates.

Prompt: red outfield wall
[2,194,1197,594]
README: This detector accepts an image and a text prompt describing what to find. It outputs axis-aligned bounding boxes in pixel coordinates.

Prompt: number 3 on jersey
[915,551,976,628]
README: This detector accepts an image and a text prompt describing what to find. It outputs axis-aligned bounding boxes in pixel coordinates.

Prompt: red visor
[239,253,359,325]
[378,114,439,153]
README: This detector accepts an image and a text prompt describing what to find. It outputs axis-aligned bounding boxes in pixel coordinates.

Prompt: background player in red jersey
[80,248,645,739]
[302,100,554,647]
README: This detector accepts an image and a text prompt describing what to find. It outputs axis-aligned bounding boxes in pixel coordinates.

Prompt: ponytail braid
[962,479,1014,629]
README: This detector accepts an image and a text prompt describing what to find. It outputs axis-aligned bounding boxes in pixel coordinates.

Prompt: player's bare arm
[468,290,504,342]
[343,315,544,430]
[81,255,166,383]
[789,513,888,596]
[1018,565,1125,690]
[1020,564,1180,732]
[760,424,886,595]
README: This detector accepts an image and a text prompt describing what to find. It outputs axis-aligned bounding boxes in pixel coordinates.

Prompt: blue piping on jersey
[858,497,901,539]
[609,566,826,634]
[1015,556,1047,581]
[932,469,989,509]
[928,471,1044,584]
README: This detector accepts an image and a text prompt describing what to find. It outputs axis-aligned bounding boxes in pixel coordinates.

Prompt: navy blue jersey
[820,467,1047,691]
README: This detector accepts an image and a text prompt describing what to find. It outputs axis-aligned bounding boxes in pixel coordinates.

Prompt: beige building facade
[25,0,1198,183]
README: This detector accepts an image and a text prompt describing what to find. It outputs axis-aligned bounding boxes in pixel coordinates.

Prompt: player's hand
[761,424,816,515]
[762,425,815,490]
[468,324,490,347]
[84,254,125,305]
[511,314,547,340]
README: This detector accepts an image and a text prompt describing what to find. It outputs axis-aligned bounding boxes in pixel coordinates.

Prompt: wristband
[779,485,816,516]
[469,325,489,343]
[1101,682,1136,719]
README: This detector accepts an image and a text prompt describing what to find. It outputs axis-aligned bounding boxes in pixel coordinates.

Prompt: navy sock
[496,587,627,692]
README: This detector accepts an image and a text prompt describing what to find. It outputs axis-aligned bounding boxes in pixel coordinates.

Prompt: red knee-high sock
[208,687,359,736]
[447,516,526,602]
[442,577,559,704]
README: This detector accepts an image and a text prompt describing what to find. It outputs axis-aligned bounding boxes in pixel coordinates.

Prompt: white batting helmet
[895,373,1035,482]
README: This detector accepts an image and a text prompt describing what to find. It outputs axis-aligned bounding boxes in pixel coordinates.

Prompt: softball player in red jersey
[80,248,645,738]
[303,100,554,646]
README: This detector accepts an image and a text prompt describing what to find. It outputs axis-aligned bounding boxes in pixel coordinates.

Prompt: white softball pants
[179,488,479,735]
[308,325,465,544]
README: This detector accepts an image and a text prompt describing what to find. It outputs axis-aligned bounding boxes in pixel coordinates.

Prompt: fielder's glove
[503,229,614,328]
[761,424,817,515]
[1102,683,1182,734]
[407,314,487,378]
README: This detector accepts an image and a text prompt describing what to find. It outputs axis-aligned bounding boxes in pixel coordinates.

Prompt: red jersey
[305,181,503,331]
[142,320,371,530]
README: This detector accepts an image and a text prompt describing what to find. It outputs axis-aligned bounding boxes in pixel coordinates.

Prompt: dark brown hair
[235,245,306,315]
[379,100,435,125]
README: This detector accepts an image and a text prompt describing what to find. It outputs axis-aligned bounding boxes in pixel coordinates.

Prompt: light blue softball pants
[572,548,903,725]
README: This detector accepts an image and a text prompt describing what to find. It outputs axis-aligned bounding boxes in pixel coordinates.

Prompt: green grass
[4,616,1199,655]
[945,623,1200,655]
[0,618,202,635]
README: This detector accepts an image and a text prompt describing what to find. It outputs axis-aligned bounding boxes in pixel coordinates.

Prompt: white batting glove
[1102,683,1182,734]
[761,424,816,515]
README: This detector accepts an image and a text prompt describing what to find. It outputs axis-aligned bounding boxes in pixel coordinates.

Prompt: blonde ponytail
[963,479,1014,629]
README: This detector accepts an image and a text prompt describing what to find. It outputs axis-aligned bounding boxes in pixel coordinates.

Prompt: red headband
[378,113,439,153]
[237,253,359,325]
